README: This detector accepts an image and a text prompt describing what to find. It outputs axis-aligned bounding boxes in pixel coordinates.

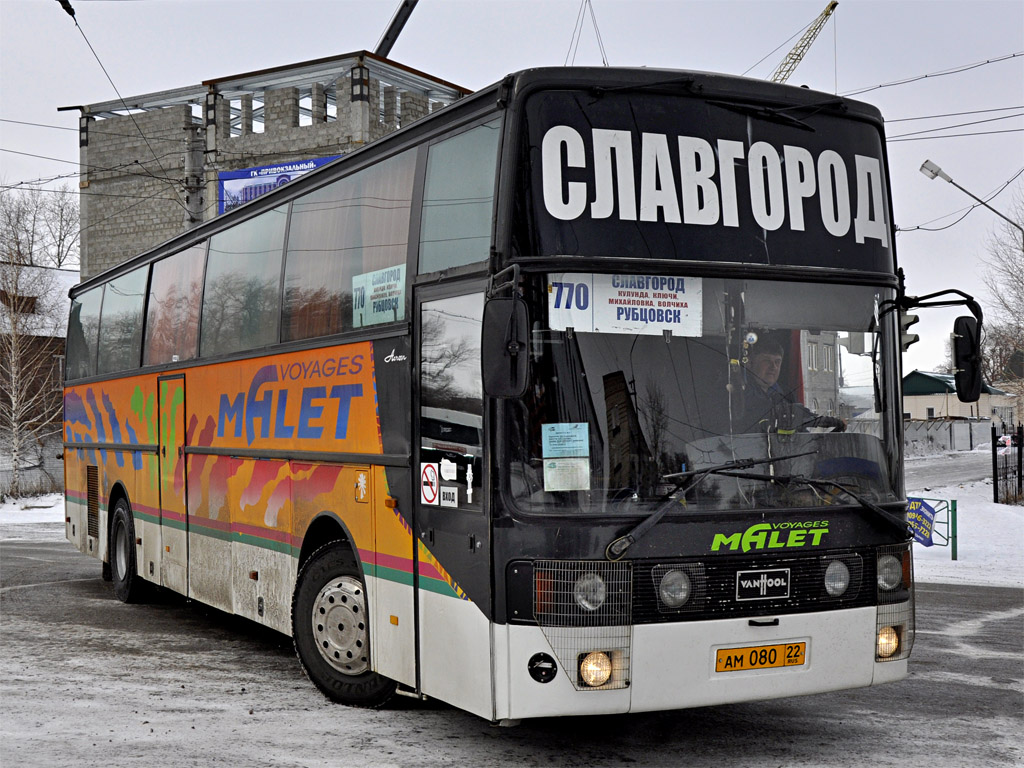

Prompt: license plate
[715,642,806,673]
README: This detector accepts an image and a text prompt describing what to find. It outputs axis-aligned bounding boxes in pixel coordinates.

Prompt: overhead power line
[887,128,1024,143]
[897,166,1024,234]
[886,105,1024,123]
[0,117,186,144]
[841,51,1024,97]
[53,0,188,213]
[886,112,1024,140]
[565,0,608,67]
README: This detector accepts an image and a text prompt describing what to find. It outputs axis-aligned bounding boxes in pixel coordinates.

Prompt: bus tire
[292,542,396,708]
[110,498,145,603]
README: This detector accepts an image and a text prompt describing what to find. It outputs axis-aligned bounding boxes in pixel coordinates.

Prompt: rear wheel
[110,498,146,603]
[292,542,396,707]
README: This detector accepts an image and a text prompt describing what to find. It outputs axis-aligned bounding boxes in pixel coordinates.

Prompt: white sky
[1,0,1022,373]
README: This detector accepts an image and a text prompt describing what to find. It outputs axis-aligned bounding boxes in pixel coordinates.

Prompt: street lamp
[919,159,1024,238]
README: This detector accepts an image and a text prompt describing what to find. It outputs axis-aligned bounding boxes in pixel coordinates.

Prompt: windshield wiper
[604,450,818,560]
[705,99,815,132]
[711,470,910,538]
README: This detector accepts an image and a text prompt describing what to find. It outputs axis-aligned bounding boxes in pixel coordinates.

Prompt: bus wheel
[292,542,396,708]
[110,499,145,603]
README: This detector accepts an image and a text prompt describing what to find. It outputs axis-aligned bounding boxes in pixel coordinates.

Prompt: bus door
[415,287,492,718]
[157,374,188,594]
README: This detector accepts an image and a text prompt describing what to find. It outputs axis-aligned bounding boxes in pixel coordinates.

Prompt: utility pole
[375,0,419,58]
[182,124,204,228]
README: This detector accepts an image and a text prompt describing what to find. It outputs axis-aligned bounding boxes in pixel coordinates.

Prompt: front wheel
[110,498,146,603]
[292,542,396,707]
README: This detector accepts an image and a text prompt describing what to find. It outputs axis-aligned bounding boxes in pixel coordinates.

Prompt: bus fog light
[877,626,899,658]
[877,555,902,590]
[579,651,612,686]
[659,569,691,608]
[824,560,850,597]
[573,572,606,611]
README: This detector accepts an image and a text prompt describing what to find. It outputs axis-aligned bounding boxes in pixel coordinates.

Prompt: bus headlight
[824,560,850,597]
[658,569,691,608]
[573,572,606,611]
[579,651,612,686]
[877,626,899,658]
[877,555,902,590]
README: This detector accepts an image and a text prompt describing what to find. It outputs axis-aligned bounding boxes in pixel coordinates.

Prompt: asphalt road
[904,451,995,491]
[1,527,1021,768]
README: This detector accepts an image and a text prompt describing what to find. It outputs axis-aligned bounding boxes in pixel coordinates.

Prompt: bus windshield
[506,275,899,515]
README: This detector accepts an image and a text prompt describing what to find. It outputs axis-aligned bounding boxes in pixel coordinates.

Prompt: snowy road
[1,527,1021,767]
[904,450,994,490]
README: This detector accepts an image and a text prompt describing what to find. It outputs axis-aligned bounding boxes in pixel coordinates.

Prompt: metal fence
[924,498,958,560]
[992,423,1023,505]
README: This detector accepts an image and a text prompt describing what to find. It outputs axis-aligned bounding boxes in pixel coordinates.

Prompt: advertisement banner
[218,156,340,214]
[907,497,936,546]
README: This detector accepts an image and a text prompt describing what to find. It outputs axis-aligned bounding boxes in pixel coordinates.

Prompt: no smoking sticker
[420,463,439,505]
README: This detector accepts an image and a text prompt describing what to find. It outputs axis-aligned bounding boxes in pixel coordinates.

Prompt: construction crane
[769,1,838,84]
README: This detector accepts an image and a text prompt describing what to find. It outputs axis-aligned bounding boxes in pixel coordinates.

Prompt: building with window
[901,370,1018,429]
[0,262,77,493]
[802,330,839,416]
[67,52,469,279]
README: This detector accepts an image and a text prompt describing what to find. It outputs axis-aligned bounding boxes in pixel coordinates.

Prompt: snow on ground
[3,485,1022,588]
[907,478,1023,589]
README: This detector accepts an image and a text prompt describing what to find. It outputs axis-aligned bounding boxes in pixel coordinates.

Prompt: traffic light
[899,312,920,352]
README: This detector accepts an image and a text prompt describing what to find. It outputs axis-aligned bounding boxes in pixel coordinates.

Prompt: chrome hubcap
[114,520,129,578]
[311,576,369,675]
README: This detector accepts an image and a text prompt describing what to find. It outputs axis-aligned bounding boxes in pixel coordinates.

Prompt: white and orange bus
[63,67,982,722]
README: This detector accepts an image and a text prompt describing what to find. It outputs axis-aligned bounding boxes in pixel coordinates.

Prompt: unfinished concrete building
[66,52,469,279]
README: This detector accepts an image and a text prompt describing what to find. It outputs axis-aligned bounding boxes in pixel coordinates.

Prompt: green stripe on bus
[364,562,414,588]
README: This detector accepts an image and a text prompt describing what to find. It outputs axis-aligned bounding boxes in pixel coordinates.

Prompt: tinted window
[96,266,147,375]
[419,119,502,273]
[144,242,205,366]
[420,293,485,512]
[200,206,287,357]
[66,287,102,380]
[283,150,416,341]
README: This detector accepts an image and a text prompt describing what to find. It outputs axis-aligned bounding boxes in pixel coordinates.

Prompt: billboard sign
[218,156,340,214]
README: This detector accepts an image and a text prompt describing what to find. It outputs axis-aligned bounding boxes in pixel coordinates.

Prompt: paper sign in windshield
[547,273,702,337]
[542,423,589,458]
[542,422,590,491]
[544,458,590,492]
[353,264,405,328]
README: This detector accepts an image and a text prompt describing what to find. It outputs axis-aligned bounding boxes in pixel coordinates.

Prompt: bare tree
[0,261,66,497]
[980,191,1024,407]
[41,187,81,268]
[0,185,80,268]
[0,186,76,497]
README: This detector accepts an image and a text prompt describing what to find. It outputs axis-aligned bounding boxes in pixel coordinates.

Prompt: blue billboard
[218,156,340,214]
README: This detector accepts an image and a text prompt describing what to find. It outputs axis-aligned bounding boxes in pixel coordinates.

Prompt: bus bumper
[497,606,906,720]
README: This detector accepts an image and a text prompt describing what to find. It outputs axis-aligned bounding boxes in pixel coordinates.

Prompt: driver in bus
[743,338,846,434]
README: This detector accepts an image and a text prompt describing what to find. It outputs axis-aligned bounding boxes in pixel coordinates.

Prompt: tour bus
[63,66,983,723]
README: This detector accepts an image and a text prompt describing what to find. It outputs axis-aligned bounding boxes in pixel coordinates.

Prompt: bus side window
[283,150,416,341]
[200,206,287,358]
[96,265,148,375]
[144,242,205,366]
[418,119,502,275]
[66,286,102,380]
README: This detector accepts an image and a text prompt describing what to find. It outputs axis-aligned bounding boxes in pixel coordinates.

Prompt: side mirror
[952,316,982,402]
[481,297,529,398]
